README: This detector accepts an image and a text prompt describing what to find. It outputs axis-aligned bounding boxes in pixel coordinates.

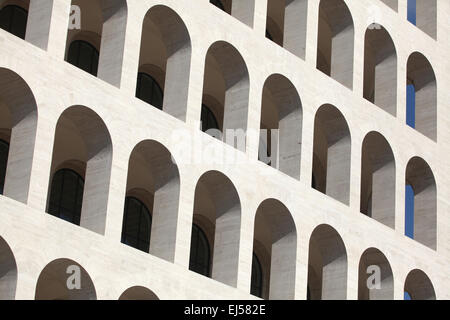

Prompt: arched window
[210,0,225,11]
[0,139,9,195]
[121,196,152,253]
[189,224,211,277]
[0,5,28,40]
[47,169,84,225]
[136,72,164,110]
[67,40,99,76]
[250,253,263,298]
[201,104,219,132]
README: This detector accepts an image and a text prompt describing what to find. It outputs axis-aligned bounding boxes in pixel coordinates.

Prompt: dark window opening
[201,104,219,132]
[189,223,211,277]
[67,40,99,76]
[210,0,225,11]
[136,72,164,110]
[0,139,9,194]
[0,5,28,39]
[250,253,263,298]
[121,196,152,253]
[48,169,84,225]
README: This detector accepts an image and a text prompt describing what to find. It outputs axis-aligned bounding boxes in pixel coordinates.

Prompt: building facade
[0,0,448,300]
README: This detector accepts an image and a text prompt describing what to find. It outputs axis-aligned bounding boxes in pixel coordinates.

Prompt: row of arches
[0,232,436,300]
[0,1,438,143]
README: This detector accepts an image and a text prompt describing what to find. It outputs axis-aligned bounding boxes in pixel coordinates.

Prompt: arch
[406,52,436,141]
[317,0,354,89]
[138,5,191,120]
[405,157,436,249]
[35,258,96,300]
[265,0,308,59]
[124,140,180,262]
[358,248,394,300]
[201,104,219,132]
[0,236,17,300]
[47,105,112,235]
[210,0,256,27]
[0,2,29,39]
[363,25,397,116]
[201,41,249,150]
[0,68,37,204]
[413,0,436,39]
[119,286,159,300]
[253,199,297,300]
[190,170,241,287]
[65,0,128,87]
[259,74,302,179]
[312,104,351,204]
[404,269,436,300]
[360,131,396,228]
[308,224,347,300]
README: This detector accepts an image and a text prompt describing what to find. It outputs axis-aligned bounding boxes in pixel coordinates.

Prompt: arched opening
[123,140,180,262]
[0,236,17,300]
[0,1,29,39]
[312,104,351,204]
[65,0,127,87]
[190,171,241,287]
[360,131,395,228]
[363,25,397,116]
[265,0,308,59]
[252,199,297,300]
[380,0,398,11]
[308,224,347,300]
[35,258,96,300]
[317,0,354,89]
[47,106,112,235]
[404,269,436,300]
[0,68,37,204]
[358,248,394,300]
[209,0,255,28]
[119,286,159,300]
[405,157,436,250]
[406,52,436,141]
[409,0,436,39]
[259,74,302,179]
[138,5,191,120]
[201,41,249,150]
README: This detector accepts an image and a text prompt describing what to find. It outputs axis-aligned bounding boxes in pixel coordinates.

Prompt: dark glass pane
[48,169,84,226]
[0,139,9,194]
[136,72,164,110]
[0,5,28,40]
[251,253,263,298]
[189,224,210,277]
[210,0,225,11]
[201,104,219,132]
[121,197,152,253]
[67,40,99,76]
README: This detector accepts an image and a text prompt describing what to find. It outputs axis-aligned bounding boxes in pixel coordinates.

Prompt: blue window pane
[404,291,412,300]
[405,185,414,239]
[406,84,415,128]
[407,0,416,25]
